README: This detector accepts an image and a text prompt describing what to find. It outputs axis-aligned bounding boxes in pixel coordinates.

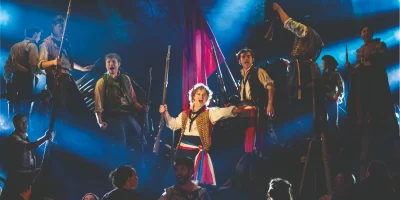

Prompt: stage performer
[95,53,149,152]
[159,83,247,186]
[273,3,324,119]
[4,25,43,119]
[236,48,275,156]
[38,15,93,115]
[321,55,344,136]
[344,24,398,178]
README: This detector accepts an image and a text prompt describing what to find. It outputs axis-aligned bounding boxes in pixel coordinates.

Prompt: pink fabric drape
[182,0,224,109]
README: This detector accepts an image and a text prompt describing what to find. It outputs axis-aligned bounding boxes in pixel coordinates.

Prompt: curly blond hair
[188,83,213,107]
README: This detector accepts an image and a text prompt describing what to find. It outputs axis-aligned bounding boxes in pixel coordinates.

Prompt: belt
[178,143,216,186]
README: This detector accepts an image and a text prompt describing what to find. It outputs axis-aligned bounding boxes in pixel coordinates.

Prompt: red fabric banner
[182,0,225,110]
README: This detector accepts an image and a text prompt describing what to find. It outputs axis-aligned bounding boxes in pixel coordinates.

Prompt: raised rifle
[32,1,72,199]
[345,44,351,68]
[46,0,72,144]
[153,45,171,154]
[43,0,72,162]
[210,40,228,105]
[45,0,72,94]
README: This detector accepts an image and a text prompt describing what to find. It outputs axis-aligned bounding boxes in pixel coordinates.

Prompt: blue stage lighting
[0,48,10,77]
[351,0,400,16]
[0,114,12,131]
[316,26,400,71]
[206,0,258,53]
[387,64,400,92]
[0,9,10,25]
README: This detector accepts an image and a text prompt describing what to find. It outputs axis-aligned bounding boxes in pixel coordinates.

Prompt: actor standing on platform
[345,25,398,137]
[344,25,398,178]
[234,48,274,188]
[95,53,148,152]
[321,55,344,163]
[38,15,93,144]
[38,15,93,113]
[273,3,324,119]
[321,55,344,136]
[237,48,275,156]
[4,25,43,119]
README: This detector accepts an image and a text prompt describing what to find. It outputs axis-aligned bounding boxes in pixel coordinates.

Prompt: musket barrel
[153,45,171,154]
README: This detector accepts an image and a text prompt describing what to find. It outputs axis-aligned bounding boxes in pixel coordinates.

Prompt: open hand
[83,65,94,71]
[266,105,274,117]
[232,103,250,114]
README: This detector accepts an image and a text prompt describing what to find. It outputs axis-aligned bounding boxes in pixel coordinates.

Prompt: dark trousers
[8,71,34,118]
[105,113,142,150]
[100,113,143,167]
[52,74,87,115]
[46,74,89,144]
[289,99,314,140]
[326,101,338,135]
[325,101,341,170]
[290,77,326,140]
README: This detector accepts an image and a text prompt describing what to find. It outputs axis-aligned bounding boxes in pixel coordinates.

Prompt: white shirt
[240,67,274,101]
[166,106,236,136]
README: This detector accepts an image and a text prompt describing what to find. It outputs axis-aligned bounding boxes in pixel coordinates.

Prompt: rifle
[346,44,349,64]
[210,40,228,104]
[45,0,72,140]
[45,0,72,92]
[153,45,171,154]
[58,0,72,60]
[32,1,72,199]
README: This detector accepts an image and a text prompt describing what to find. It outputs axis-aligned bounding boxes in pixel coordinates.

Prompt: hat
[322,55,339,67]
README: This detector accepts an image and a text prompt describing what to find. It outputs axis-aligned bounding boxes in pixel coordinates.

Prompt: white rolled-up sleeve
[283,18,308,38]
[167,112,183,130]
[208,106,236,125]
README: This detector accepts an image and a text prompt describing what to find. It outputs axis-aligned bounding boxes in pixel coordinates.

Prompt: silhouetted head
[267,178,293,200]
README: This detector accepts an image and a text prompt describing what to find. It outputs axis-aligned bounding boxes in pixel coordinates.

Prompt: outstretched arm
[273,3,308,38]
[273,3,289,24]
[209,105,252,124]
[11,131,53,152]
[74,62,94,72]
